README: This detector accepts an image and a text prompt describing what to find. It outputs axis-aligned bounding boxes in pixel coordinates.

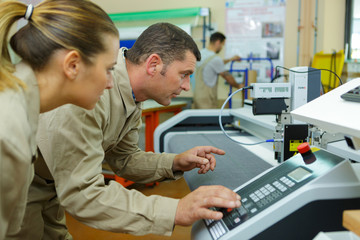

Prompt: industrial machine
[250,66,321,162]
[154,74,360,239]
[191,148,360,240]
[154,67,321,161]
[190,77,360,240]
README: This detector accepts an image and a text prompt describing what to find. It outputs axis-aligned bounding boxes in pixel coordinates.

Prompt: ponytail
[0,0,119,92]
[0,0,27,91]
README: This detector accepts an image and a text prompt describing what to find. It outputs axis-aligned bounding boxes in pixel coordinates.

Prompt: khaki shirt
[0,62,39,239]
[36,48,180,236]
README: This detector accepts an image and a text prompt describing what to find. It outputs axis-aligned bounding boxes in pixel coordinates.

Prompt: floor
[66,177,192,240]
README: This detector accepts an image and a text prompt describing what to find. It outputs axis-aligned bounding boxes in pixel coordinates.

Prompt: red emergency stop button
[297,142,311,154]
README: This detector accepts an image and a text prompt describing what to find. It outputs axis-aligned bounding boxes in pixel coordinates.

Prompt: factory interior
[3,0,360,240]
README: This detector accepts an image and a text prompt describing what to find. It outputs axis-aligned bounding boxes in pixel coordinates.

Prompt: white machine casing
[289,66,321,111]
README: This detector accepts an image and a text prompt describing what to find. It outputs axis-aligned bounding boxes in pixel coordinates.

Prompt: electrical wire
[219,86,283,146]
[272,65,343,86]
[330,51,337,90]
[271,73,288,83]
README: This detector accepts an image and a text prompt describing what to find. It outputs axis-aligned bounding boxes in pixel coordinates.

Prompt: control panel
[203,150,344,240]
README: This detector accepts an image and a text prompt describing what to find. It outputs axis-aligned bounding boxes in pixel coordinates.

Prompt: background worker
[0,0,119,239]
[10,23,241,240]
[194,32,243,109]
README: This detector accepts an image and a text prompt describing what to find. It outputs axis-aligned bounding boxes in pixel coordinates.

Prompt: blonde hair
[0,0,119,91]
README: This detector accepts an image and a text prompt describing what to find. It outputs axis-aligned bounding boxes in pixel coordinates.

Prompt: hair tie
[24,4,34,21]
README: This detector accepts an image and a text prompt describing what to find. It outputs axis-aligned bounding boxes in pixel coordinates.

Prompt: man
[194,32,243,109]
[8,23,241,239]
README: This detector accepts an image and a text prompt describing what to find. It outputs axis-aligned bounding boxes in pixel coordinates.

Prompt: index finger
[200,146,225,155]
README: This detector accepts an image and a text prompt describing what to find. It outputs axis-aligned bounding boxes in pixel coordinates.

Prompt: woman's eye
[107,67,115,74]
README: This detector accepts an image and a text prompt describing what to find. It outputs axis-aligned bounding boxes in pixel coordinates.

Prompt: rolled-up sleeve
[37,105,179,236]
[105,113,182,183]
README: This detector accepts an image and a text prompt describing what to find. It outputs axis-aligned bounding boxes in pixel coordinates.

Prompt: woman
[0,0,119,238]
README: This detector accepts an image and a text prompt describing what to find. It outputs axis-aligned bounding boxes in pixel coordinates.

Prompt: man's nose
[181,77,190,91]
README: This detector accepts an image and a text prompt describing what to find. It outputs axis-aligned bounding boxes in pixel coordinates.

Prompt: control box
[250,83,291,99]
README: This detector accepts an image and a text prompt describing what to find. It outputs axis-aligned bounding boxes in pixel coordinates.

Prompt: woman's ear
[145,53,162,76]
[63,50,81,80]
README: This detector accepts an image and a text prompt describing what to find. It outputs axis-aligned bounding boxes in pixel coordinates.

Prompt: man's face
[215,40,225,53]
[152,51,196,106]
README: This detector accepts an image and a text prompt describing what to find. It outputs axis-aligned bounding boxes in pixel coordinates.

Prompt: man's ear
[145,53,162,76]
[63,50,81,80]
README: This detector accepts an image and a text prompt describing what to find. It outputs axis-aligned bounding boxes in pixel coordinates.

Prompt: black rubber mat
[167,133,273,191]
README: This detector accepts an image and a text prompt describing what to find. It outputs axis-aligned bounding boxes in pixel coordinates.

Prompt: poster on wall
[225,0,286,83]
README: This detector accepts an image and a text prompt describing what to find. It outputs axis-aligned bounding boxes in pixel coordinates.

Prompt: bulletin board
[225,0,286,83]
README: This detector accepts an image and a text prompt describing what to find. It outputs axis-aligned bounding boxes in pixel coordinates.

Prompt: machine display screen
[287,167,312,182]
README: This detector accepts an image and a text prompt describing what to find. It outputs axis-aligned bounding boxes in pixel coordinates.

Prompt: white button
[257,193,265,199]
[214,223,224,236]
[212,225,220,238]
[217,222,226,234]
[209,227,217,239]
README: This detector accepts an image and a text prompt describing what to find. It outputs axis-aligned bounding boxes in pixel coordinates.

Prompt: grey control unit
[192,149,360,240]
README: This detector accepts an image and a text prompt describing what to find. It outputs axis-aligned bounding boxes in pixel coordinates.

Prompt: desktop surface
[291,78,360,139]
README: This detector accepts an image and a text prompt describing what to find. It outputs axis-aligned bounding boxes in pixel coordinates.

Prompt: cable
[272,65,343,86]
[219,86,283,146]
[331,51,337,90]
[271,73,288,83]
[329,52,334,90]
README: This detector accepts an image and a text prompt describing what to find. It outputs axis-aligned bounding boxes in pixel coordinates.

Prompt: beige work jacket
[36,48,180,236]
[0,62,39,239]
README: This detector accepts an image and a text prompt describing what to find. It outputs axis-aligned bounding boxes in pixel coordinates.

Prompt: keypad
[205,175,297,239]
[205,219,227,240]
[341,85,360,102]
[280,176,295,187]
